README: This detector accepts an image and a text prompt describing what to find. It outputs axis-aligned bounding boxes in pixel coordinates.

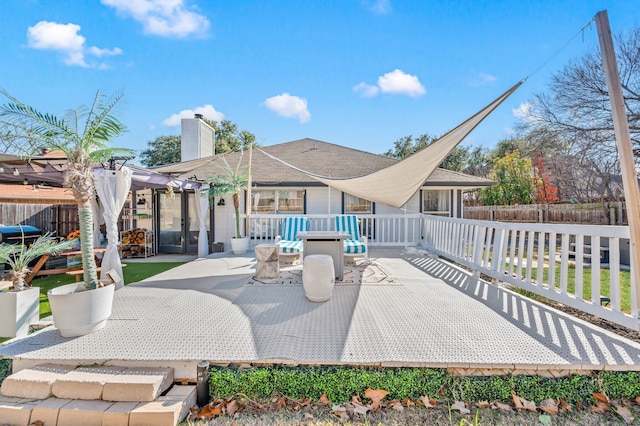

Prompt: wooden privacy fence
[0,204,79,237]
[421,214,639,331]
[465,202,627,225]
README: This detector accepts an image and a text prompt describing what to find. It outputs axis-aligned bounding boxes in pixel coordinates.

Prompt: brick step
[0,384,196,426]
[0,364,174,402]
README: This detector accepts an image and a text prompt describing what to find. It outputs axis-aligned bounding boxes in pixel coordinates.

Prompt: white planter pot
[230,237,250,254]
[0,287,40,338]
[47,283,115,338]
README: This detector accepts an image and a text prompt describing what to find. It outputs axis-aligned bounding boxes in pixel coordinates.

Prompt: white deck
[1,248,640,379]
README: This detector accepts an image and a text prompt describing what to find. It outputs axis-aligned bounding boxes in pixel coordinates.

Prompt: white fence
[247,213,422,246]
[421,215,639,331]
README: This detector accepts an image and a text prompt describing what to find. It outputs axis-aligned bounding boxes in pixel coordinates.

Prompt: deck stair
[0,363,195,425]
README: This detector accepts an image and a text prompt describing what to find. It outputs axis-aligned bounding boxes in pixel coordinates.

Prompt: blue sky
[1,1,638,161]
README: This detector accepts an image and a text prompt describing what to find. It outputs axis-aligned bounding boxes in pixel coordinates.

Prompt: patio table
[25,248,106,284]
[297,231,350,280]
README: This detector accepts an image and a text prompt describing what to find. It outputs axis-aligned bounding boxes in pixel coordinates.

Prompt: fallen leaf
[538,414,552,425]
[403,397,416,407]
[523,399,537,412]
[391,401,404,411]
[318,394,331,405]
[331,405,349,420]
[492,402,513,411]
[512,391,524,409]
[593,392,610,404]
[226,400,240,416]
[539,398,558,416]
[420,395,437,408]
[451,401,470,415]
[476,400,490,408]
[353,404,369,415]
[365,388,389,404]
[297,397,312,408]
[559,399,572,412]
[615,405,635,424]
[352,395,363,405]
[275,397,287,411]
[636,396,640,405]
[197,403,223,420]
[590,401,609,414]
[303,412,314,420]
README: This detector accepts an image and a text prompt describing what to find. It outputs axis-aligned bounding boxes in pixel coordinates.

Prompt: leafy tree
[139,135,181,166]
[0,90,135,290]
[383,134,438,159]
[533,155,559,203]
[479,151,535,205]
[516,26,640,199]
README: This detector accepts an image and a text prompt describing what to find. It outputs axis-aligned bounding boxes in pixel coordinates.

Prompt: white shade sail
[94,165,132,290]
[259,81,522,208]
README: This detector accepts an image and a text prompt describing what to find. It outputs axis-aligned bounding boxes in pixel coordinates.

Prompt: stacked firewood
[120,228,149,258]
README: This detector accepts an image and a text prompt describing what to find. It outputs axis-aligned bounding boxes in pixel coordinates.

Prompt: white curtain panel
[196,186,210,258]
[90,194,105,248]
[94,166,132,290]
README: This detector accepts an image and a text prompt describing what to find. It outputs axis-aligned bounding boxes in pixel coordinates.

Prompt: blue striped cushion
[335,215,360,240]
[344,239,366,254]
[278,239,303,253]
[282,217,309,241]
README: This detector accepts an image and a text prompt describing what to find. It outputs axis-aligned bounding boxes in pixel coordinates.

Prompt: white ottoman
[302,254,335,302]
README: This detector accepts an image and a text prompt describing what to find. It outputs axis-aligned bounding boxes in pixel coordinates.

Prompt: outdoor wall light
[0,166,4,173]
[217,198,225,206]
[23,178,28,185]
[13,168,19,176]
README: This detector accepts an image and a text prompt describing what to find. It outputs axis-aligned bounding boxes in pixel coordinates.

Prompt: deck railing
[247,213,422,246]
[421,215,639,331]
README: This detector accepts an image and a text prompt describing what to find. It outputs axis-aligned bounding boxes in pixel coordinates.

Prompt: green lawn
[509,261,632,313]
[0,262,185,344]
[34,262,186,318]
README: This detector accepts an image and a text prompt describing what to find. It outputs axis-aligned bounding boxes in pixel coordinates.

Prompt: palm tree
[0,90,135,290]
[0,232,78,291]
[202,155,249,239]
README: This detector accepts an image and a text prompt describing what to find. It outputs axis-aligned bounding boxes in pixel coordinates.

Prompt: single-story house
[152,137,494,253]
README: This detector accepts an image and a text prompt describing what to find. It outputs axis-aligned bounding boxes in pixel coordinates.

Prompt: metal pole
[196,360,210,407]
[245,144,253,238]
[595,10,640,330]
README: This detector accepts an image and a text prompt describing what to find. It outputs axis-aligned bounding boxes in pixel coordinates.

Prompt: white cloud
[263,93,311,123]
[353,82,380,98]
[27,21,123,67]
[102,0,210,38]
[162,104,224,126]
[355,69,426,98]
[362,0,392,14]
[469,72,497,87]
[512,102,542,123]
[377,69,426,97]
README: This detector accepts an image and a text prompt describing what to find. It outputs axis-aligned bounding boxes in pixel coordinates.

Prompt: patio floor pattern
[1,248,639,372]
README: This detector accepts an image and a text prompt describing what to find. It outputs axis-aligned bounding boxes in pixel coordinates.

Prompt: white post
[596,10,640,330]
[245,145,253,239]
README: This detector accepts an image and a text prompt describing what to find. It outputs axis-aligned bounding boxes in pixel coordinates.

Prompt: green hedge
[0,359,11,386]
[209,366,640,405]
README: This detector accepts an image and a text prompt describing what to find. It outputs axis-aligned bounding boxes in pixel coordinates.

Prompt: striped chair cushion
[278,239,303,254]
[335,215,360,240]
[344,239,367,254]
[282,217,309,241]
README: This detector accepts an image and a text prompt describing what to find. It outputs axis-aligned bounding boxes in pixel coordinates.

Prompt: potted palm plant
[202,155,250,254]
[0,232,77,338]
[0,89,136,337]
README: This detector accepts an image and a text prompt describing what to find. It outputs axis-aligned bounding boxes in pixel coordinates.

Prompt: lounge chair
[275,216,310,256]
[335,215,368,264]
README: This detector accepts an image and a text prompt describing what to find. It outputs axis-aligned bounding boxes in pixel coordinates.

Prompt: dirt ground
[184,402,640,425]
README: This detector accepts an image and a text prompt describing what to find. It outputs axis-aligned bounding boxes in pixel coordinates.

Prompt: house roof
[0,183,75,204]
[154,138,494,189]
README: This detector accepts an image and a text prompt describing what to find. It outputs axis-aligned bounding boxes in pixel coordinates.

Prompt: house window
[344,194,372,214]
[422,190,450,216]
[252,189,304,214]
